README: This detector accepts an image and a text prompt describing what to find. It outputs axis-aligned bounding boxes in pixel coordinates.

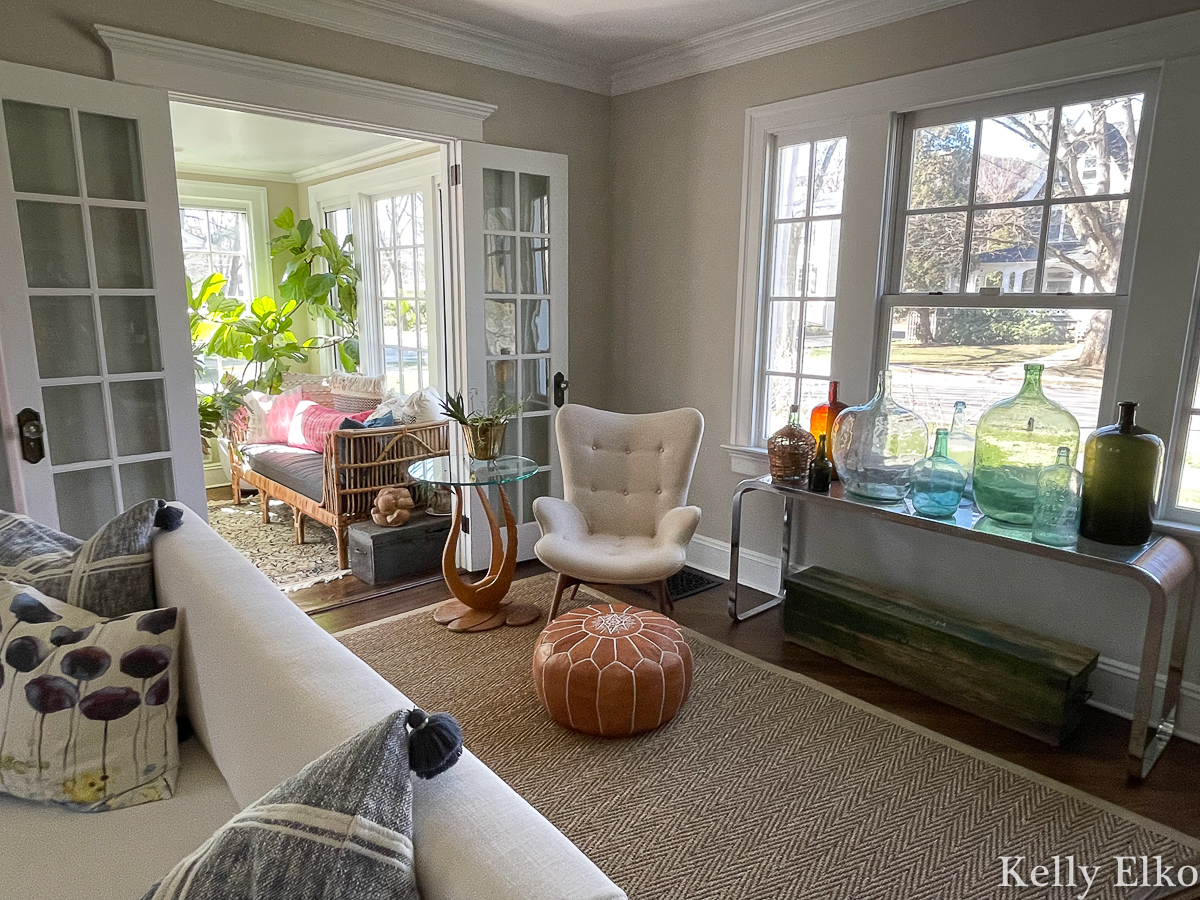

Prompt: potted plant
[440,392,523,460]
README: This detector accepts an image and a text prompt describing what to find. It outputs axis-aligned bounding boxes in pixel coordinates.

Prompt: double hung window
[758,135,847,440]
[884,74,1151,434]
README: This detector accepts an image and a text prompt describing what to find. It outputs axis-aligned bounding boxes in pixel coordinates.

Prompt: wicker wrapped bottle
[767,405,817,483]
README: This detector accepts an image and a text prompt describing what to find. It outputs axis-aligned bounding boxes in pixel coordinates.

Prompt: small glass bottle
[767,405,816,483]
[907,428,968,518]
[946,401,975,499]
[808,434,833,493]
[810,381,848,481]
[1032,446,1082,547]
[1079,401,1164,545]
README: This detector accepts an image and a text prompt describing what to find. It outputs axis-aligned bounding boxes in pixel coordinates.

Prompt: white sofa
[2,506,626,900]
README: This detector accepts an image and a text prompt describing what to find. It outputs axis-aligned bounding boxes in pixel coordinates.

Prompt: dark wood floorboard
[305,561,1200,840]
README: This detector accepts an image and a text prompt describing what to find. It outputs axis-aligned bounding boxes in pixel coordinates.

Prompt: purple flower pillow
[0,580,181,812]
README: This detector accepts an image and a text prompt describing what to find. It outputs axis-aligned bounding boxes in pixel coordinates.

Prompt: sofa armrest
[154,506,625,900]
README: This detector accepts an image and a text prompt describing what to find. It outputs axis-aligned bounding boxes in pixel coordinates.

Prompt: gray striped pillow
[142,710,419,900]
[0,499,171,618]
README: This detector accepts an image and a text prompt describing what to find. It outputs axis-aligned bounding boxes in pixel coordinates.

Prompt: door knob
[553,372,569,408]
[17,408,45,464]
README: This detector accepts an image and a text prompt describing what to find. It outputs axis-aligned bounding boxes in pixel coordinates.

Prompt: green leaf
[250,295,277,319]
[304,272,337,300]
[337,340,359,373]
[273,207,295,230]
[296,219,313,248]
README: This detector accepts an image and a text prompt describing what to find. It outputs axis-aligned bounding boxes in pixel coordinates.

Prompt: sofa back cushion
[287,402,372,453]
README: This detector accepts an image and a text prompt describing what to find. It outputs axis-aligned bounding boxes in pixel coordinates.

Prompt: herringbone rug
[337,574,1199,900]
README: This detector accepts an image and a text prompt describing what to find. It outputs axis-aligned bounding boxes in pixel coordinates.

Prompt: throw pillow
[0,581,181,812]
[141,709,426,900]
[363,410,395,428]
[245,387,304,444]
[330,372,385,414]
[287,402,372,453]
[370,387,445,427]
[0,499,180,618]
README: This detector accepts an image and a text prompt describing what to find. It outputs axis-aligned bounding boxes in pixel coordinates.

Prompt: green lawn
[889,343,1070,369]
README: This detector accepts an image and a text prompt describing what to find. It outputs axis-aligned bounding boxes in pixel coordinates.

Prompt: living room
[2,1,1200,898]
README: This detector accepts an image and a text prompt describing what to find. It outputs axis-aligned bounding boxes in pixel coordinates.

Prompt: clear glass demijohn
[830,370,929,502]
[973,364,1080,525]
[1032,446,1082,547]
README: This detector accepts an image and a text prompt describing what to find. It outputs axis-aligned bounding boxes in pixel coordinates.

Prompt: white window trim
[728,13,1200,513]
[177,179,274,299]
[307,151,444,387]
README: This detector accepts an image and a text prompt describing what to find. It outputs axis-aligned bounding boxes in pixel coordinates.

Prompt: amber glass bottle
[1079,401,1163,545]
[810,381,848,480]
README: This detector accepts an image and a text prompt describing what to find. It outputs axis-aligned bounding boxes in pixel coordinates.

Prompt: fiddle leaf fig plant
[190,207,362,445]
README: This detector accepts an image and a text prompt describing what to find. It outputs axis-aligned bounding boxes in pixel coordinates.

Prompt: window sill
[723,444,770,477]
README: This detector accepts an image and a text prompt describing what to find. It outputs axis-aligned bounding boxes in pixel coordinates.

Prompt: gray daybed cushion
[240,444,325,503]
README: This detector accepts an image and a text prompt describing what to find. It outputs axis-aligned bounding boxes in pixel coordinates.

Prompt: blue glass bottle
[1032,446,1082,547]
[907,428,968,518]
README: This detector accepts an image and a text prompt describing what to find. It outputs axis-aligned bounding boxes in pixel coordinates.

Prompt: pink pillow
[287,402,371,453]
[244,387,304,444]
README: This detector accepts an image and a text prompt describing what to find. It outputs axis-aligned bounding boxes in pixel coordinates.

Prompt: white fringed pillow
[370,386,445,426]
[330,372,385,413]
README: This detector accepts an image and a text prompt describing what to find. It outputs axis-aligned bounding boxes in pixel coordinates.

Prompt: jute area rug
[206,498,344,593]
[337,574,1199,900]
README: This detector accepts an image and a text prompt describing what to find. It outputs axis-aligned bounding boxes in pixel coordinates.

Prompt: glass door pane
[0,75,193,535]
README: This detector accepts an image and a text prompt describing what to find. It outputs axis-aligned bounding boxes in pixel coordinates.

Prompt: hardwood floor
[307,560,1200,840]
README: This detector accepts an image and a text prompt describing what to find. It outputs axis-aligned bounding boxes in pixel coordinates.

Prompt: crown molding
[173,162,297,182]
[291,140,434,183]
[210,0,611,95]
[95,25,497,141]
[610,0,976,94]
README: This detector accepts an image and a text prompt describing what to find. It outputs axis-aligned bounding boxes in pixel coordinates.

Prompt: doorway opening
[171,100,448,594]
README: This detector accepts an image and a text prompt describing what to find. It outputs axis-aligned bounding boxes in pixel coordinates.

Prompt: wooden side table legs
[433,484,541,632]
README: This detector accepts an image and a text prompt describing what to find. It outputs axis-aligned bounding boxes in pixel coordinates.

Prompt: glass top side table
[408,454,540,633]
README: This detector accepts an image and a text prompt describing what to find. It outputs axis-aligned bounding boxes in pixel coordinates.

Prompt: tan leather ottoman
[532,602,693,737]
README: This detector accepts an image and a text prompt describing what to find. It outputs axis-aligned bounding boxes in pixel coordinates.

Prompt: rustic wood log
[784,567,1099,746]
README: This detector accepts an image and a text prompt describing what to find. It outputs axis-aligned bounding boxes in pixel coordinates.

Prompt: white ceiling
[391,0,803,63]
[170,102,428,181]
[214,0,977,94]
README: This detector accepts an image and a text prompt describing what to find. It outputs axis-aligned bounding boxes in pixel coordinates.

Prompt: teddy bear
[372,486,414,527]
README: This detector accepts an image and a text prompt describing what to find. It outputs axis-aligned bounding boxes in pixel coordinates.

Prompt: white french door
[0,61,205,536]
[449,142,569,571]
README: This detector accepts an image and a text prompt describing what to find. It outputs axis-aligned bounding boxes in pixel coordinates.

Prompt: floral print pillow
[0,580,180,812]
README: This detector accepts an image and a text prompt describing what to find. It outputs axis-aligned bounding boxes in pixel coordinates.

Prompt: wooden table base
[434,484,541,632]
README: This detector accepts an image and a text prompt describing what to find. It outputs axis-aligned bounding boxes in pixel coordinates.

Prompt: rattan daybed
[229,417,450,569]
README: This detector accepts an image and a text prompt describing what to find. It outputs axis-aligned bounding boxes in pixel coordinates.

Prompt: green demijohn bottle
[1079,401,1163,545]
[1032,447,1082,547]
[907,428,968,518]
[972,364,1079,525]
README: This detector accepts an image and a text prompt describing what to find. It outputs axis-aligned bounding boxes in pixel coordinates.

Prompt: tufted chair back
[556,404,703,539]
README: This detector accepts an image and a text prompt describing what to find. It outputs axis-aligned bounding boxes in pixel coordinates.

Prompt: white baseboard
[685,534,1199,744]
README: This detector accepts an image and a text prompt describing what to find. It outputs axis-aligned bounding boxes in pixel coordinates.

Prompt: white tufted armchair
[533,404,704,620]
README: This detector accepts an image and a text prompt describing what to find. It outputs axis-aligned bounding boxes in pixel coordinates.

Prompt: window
[884,77,1148,434]
[374,189,432,393]
[758,135,847,440]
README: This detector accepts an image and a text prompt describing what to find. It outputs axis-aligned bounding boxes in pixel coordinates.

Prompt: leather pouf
[532,603,692,737]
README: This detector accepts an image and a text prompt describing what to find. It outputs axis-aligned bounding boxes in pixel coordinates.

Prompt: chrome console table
[728,476,1196,780]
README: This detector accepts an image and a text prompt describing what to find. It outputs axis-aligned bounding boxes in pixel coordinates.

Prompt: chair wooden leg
[336,528,349,570]
[549,573,579,621]
[646,579,673,615]
[294,510,305,544]
[231,467,241,505]
[260,491,270,524]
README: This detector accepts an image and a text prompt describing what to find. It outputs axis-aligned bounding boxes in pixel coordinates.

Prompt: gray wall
[4,0,614,409]
[609,0,1200,735]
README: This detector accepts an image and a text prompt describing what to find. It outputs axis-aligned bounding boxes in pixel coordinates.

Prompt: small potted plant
[440,392,523,460]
